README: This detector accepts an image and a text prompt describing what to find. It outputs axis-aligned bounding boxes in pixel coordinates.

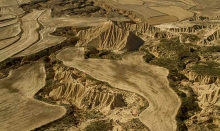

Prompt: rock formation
[186,71,220,84]
[76,20,144,51]
[49,65,126,110]
[198,28,220,45]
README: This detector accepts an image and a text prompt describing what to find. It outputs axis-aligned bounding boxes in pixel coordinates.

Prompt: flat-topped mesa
[49,65,126,110]
[76,20,144,51]
[186,71,220,85]
[198,28,220,45]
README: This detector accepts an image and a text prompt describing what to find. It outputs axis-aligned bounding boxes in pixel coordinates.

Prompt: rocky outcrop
[166,25,206,34]
[196,84,220,105]
[114,21,160,35]
[186,71,220,84]
[49,65,126,110]
[154,31,174,39]
[76,20,144,51]
[198,28,220,45]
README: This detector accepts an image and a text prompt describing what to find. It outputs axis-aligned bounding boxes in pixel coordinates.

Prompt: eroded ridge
[56,47,181,131]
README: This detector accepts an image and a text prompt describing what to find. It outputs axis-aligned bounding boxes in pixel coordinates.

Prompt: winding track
[56,47,181,131]
[0,10,43,62]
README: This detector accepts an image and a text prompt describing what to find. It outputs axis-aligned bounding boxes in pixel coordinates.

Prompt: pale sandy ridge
[56,47,181,131]
[0,36,19,50]
[0,63,66,131]
[0,17,18,28]
[0,14,16,22]
[0,23,21,40]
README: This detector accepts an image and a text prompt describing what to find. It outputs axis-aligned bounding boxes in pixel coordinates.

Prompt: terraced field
[0,63,66,131]
[0,10,42,62]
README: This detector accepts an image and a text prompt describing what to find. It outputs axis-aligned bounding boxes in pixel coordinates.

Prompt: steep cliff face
[49,65,126,110]
[196,84,220,106]
[186,83,220,129]
[114,21,160,35]
[186,71,220,84]
[76,20,144,51]
[198,28,220,45]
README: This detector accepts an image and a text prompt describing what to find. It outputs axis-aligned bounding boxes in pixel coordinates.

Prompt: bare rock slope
[49,65,126,110]
[76,20,144,51]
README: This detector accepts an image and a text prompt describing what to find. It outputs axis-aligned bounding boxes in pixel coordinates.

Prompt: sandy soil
[150,6,194,21]
[190,0,220,17]
[95,0,165,20]
[96,0,192,22]
[0,36,19,50]
[16,0,31,5]
[112,0,144,5]
[0,63,66,131]
[178,0,196,6]
[0,0,18,7]
[0,6,25,16]
[0,23,21,40]
[0,17,18,28]
[0,0,31,7]
[0,14,16,21]
[15,10,66,57]
[145,15,178,25]
[37,9,108,28]
[56,47,181,131]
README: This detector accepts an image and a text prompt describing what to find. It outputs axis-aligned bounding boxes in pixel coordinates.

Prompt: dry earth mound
[76,20,144,51]
[49,65,126,110]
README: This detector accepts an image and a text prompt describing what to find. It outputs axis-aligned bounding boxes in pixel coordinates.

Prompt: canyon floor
[0,0,220,131]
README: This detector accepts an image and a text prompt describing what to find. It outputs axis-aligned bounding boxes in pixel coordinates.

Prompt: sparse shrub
[85,121,112,131]
[142,51,155,63]
[191,61,220,76]
[150,58,185,70]
[84,46,99,59]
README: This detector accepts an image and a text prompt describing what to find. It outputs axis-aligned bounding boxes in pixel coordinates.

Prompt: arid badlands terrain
[0,0,220,131]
